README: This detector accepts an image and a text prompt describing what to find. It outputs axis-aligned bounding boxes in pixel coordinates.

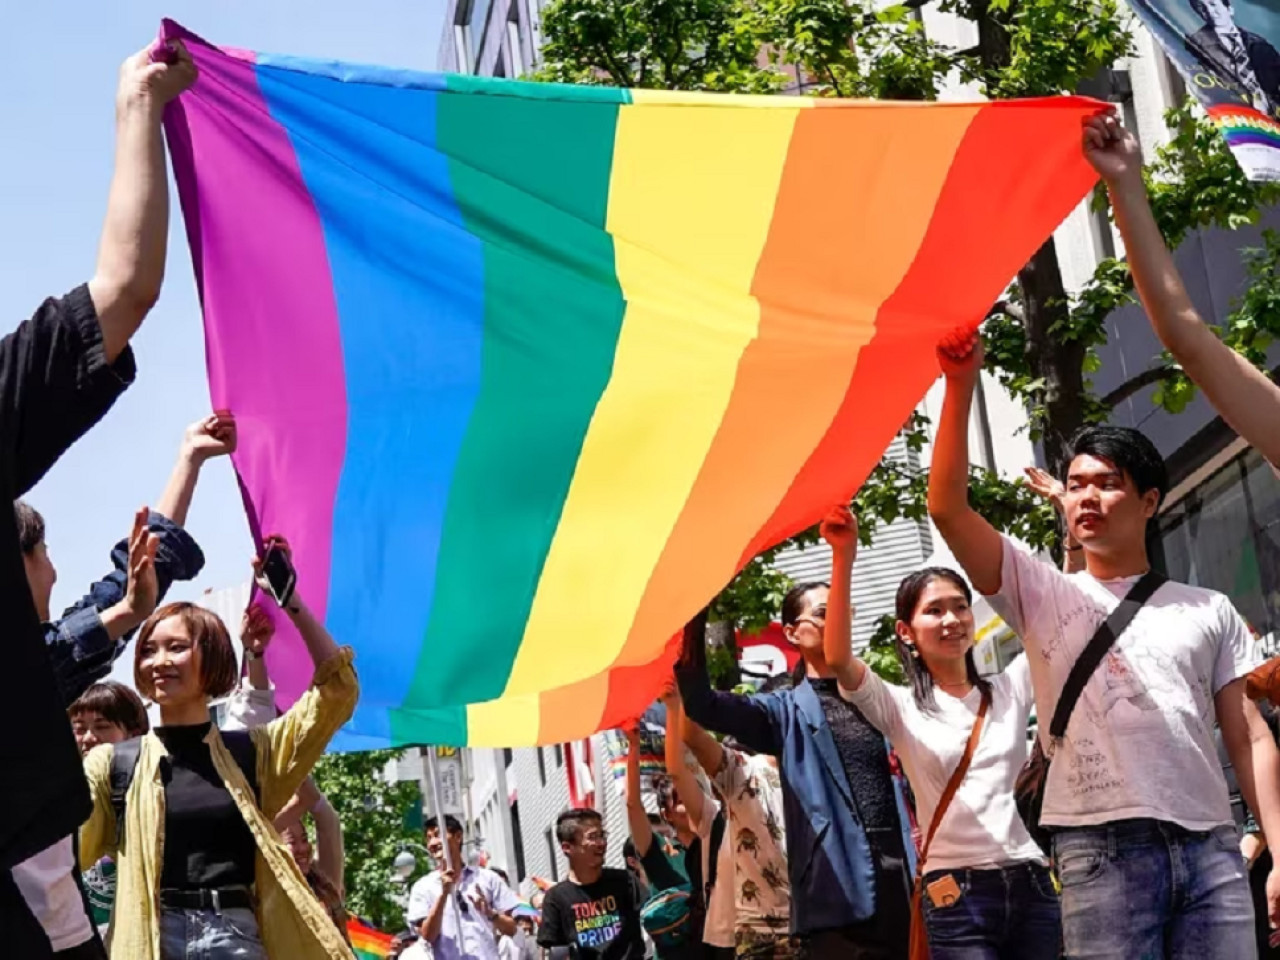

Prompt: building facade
[438,0,546,78]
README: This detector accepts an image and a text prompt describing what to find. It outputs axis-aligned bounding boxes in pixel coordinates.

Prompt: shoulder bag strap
[1047,569,1166,742]
[109,736,143,848]
[917,689,991,877]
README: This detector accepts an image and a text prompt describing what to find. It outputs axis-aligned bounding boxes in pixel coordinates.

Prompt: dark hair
[134,602,238,701]
[68,681,149,736]
[490,866,509,883]
[622,838,639,862]
[1066,425,1168,507]
[781,581,828,626]
[653,775,678,815]
[556,808,602,845]
[425,815,464,837]
[894,567,990,713]
[14,501,44,555]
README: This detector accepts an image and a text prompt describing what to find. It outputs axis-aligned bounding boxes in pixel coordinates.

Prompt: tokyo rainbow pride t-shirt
[538,869,645,960]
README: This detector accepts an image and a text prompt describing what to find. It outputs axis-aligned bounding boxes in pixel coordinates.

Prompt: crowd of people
[6,29,1280,960]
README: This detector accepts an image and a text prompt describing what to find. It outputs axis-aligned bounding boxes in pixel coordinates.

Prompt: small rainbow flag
[347,918,392,959]
[160,20,1100,749]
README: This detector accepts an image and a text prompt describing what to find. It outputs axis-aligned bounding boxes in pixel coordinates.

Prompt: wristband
[243,650,262,661]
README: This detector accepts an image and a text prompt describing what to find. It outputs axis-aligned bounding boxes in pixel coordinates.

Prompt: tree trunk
[1018,238,1088,474]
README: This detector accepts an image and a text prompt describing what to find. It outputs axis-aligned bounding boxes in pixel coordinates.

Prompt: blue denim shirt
[677,656,917,937]
[46,510,204,707]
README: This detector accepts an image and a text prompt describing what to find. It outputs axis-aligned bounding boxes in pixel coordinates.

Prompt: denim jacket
[46,510,204,707]
[677,654,917,937]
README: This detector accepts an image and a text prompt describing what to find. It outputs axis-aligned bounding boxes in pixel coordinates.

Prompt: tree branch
[1100,366,1173,409]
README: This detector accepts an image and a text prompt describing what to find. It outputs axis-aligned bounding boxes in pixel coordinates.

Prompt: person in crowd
[1084,110,1280,470]
[14,409,230,959]
[68,682,150,937]
[657,694,731,960]
[2,43,195,957]
[928,307,1280,956]
[78,538,359,960]
[389,930,423,959]
[407,814,519,960]
[677,563,917,958]
[625,718,710,958]
[671,688,792,960]
[820,505,1059,959]
[539,808,646,960]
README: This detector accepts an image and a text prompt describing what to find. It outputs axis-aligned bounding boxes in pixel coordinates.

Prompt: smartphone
[260,541,297,607]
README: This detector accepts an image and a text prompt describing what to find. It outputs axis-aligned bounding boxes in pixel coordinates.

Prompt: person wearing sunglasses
[407,815,519,960]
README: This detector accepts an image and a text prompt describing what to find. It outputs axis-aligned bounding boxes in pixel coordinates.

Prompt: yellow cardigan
[80,648,360,960]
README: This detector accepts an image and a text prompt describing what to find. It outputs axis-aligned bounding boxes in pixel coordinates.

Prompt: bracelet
[243,650,261,661]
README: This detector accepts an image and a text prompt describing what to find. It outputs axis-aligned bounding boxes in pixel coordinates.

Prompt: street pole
[426,747,468,942]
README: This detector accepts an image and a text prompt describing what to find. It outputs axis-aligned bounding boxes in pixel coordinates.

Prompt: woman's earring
[908,644,920,660]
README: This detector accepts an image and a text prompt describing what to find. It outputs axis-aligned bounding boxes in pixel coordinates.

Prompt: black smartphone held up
[260,540,297,608]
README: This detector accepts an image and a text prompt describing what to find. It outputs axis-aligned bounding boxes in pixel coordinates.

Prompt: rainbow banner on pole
[347,918,392,959]
[161,19,1100,750]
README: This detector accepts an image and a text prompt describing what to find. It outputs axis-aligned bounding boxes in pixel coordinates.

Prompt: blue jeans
[158,906,267,960]
[1052,818,1255,960]
[921,862,1061,960]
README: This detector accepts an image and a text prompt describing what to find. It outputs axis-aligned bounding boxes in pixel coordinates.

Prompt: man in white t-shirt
[927,328,1280,959]
[406,816,519,960]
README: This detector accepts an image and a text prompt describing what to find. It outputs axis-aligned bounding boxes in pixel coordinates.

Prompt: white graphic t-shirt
[987,537,1260,830]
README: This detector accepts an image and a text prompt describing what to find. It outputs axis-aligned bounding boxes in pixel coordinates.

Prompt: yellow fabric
[81,648,360,960]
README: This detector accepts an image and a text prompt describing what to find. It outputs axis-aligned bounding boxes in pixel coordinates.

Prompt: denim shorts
[158,906,267,960]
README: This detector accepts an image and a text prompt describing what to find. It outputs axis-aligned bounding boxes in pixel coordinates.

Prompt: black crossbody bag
[1014,570,1166,851]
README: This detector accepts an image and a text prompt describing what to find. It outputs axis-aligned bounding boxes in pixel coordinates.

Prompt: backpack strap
[220,728,260,803]
[916,689,990,880]
[109,737,143,848]
[1047,570,1166,745]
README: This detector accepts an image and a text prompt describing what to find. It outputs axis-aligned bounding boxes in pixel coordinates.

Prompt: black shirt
[538,869,646,960]
[1,286,135,874]
[811,678,900,831]
[157,723,257,889]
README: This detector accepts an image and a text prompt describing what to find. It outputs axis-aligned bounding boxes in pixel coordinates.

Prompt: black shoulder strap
[1048,570,1166,740]
[221,729,260,802]
[705,809,727,896]
[109,737,143,847]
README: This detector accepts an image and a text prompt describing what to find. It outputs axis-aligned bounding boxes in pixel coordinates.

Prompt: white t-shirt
[11,836,95,951]
[711,747,790,938]
[841,657,1045,873]
[695,792,735,948]
[987,536,1260,830]
[407,865,520,960]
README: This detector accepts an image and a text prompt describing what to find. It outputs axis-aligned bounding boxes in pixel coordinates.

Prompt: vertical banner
[434,747,466,817]
[1124,0,1280,179]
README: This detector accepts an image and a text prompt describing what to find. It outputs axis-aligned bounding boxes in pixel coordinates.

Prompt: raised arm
[819,505,865,692]
[1084,113,1280,469]
[625,726,657,857]
[662,691,707,830]
[681,712,725,782]
[310,786,346,898]
[89,40,196,363]
[675,611,781,756]
[1024,467,1085,574]
[927,330,1005,596]
[155,413,236,528]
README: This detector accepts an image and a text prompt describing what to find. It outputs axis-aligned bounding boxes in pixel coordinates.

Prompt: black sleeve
[0,285,136,497]
[538,888,570,947]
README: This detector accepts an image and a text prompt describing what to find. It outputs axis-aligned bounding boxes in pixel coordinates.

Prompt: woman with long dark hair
[822,504,1058,960]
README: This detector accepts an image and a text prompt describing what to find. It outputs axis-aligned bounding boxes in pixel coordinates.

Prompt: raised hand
[118,38,196,110]
[820,504,858,555]
[1023,466,1065,510]
[184,411,237,463]
[123,507,160,622]
[937,327,984,383]
[240,602,275,656]
[1083,111,1142,189]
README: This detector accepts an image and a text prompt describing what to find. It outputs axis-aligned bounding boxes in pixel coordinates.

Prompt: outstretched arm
[1024,467,1084,574]
[927,330,1005,595]
[819,505,865,692]
[1084,112,1280,469]
[625,726,656,857]
[155,413,236,528]
[89,40,196,363]
[663,691,707,830]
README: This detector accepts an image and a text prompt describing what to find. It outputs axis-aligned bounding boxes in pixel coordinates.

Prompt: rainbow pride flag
[347,918,392,959]
[161,20,1100,749]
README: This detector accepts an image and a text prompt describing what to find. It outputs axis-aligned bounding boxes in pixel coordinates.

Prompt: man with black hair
[407,814,519,960]
[929,317,1280,958]
[539,809,645,960]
